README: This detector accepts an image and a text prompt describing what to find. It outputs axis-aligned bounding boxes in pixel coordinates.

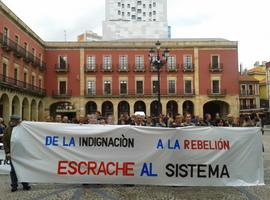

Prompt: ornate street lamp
[266,62,270,111]
[149,41,170,116]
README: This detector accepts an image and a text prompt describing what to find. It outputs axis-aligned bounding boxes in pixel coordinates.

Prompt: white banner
[11,122,264,186]
[0,144,10,174]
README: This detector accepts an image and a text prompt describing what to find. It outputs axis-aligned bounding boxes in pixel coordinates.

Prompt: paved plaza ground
[0,131,270,200]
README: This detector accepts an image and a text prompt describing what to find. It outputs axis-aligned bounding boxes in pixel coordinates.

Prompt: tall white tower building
[103,0,169,40]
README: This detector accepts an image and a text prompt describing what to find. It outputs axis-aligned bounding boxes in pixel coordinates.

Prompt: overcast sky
[2,0,270,68]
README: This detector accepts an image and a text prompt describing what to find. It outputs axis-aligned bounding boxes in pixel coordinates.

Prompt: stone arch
[38,101,44,121]
[22,97,30,120]
[166,100,178,117]
[102,101,114,117]
[203,100,230,119]
[118,101,130,118]
[183,100,194,116]
[134,101,146,114]
[11,95,20,116]
[150,100,162,117]
[30,99,37,121]
[0,93,10,123]
[85,101,97,115]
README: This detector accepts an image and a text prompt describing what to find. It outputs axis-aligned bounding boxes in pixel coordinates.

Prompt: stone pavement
[0,132,270,200]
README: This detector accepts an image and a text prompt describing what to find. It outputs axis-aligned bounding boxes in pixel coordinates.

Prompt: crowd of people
[43,112,265,128]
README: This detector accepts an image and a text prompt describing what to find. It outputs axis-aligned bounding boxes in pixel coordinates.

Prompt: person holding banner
[3,115,31,192]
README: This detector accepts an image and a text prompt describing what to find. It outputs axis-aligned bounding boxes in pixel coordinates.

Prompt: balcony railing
[209,63,224,72]
[167,65,177,72]
[102,64,113,72]
[182,64,195,72]
[55,64,69,72]
[118,65,129,72]
[0,74,46,97]
[84,64,96,72]
[207,89,227,97]
[0,32,46,71]
[133,65,145,72]
[84,89,195,98]
[52,90,72,98]
[240,105,257,110]
[240,90,256,96]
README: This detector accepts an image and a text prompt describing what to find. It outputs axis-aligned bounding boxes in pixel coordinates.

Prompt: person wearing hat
[3,114,31,192]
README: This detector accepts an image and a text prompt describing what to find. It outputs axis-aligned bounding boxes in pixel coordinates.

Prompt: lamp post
[148,41,169,116]
[266,62,270,111]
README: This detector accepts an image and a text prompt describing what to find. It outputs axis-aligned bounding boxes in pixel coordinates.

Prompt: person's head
[0,117,4,124]
[9,115,20,127]
[175,114,183,124]
[217,119,224,126]
[55,115,62,123]
[88,114,97,124]
[99,118,106,125]
[106,115,114,125]
[205,113,211,121]
[185,113,192,123]
[146,116,152,124]
[62,116,69,123]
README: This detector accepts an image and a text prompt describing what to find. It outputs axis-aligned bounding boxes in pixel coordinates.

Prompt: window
[122,4,124,8]
[23,72,27,88]
[86,56,96,70]
[118,2,121,7]
[2,63,7,77]
[59,56,67,69]
[32,75,35,86]
[59,81,67,95]
[153,2,156,7]
[143,4,146,8]
[3,27,8,44]
[153,11,156,15]
[132,15,136,19]
[167,56,176,70]
[15,35,19,44]
[127,4,130,8]
[122,12,125,16]
[14,68,18,86]
[152,80,159,94]
[120,80,127,94]
[137,1,142,5]
[137,9,142,13]
[241,84,246,95]
[87,80,96,95]
[103,56,112,70]
[14,68,18,80]
[149,12,152,17]
[183,55,192,68]
[135,56,144,69]
[119,56,128,70]
[136,80,143,94]
[23,42,28,50]
[168,80,176,94]
[211,55,219,68]
[32,48,36,56]
[249,84,253,95]
[118,10,121,15]
[185,80,192,94]
[149,4,152,8]
[143,12,146,16]
[137,17,142,21]
[212,80,220,93]
[39,79,42,88]
[104,81,111,95]
[131,7,136,11]
[127,12,130,16]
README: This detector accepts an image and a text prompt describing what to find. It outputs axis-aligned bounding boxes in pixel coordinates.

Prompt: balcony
[55,64,69,72]
[101,64,113,72]
[118,65,129,72]
[133,65,145,72]
[182,64,195,72]
[207,89,227,97]
[52,90,72,98]
[84,89,195,98]
[167,65,177,72]
[240,105,257,110]
[209,63,223,72]
[84,64,96,72]
[0,32,47,72]
[0,74,46,97]
[240,90,256,96]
